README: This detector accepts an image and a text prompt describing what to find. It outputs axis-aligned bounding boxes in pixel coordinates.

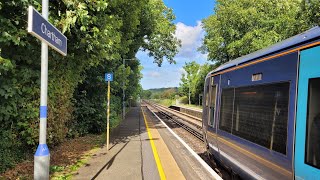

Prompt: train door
[208,76,217,129]
[202,78,210,143]
[295,46,320,179]
[206,75,220,158]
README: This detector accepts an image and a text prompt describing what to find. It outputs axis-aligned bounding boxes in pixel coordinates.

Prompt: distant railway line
[145,101,203,141]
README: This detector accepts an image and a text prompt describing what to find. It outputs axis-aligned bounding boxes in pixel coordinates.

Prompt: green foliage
[0,130,28,173]
[50,166,65,173]
[0,0,179,173]
[298,0,320,28]
[178,96,189,105]
[141,90,152,99]
[201,0,307,64]
[178,62,215,105]
[139,0,181,66]
[142,87,178,100]
[160,88,177,99]
[179,61,201,100]
[153,99,175,107]
[148,87,178,94]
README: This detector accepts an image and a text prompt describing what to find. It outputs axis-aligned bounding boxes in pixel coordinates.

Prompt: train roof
[209,26,320,76]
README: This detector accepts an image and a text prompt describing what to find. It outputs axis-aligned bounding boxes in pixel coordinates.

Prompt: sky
[137,0,215,90]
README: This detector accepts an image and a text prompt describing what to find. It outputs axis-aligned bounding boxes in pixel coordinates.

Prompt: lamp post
[188,81,191,105]
[199,93,203,106]
[122,58,136,120]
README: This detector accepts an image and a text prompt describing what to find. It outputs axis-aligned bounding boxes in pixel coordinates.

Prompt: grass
[152,98,202,110]
[153,99,175,106]
[177,103,202,110]
[51,158,87,180]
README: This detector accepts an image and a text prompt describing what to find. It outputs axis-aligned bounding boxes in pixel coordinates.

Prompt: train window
[208,85,217,127]
[219,82,289,155]
[305,78,320,169]
[205,82,210,107]
[252,73,263,81]
[219,88,234,133]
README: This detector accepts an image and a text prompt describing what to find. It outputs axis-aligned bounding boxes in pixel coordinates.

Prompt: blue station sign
[28,6,67,56]
[105,73,114,82]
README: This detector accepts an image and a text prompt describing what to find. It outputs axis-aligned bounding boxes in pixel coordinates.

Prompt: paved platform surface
[73,106,220,180]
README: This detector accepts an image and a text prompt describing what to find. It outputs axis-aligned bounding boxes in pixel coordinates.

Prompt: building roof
[210,26,320,75]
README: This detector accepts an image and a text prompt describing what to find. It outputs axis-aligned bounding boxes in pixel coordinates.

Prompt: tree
[297,0,320,29]
[179,61,201,104]
[0,0,179,173]
[141,90,152,99]
[201,0,303,65]
[193,63,215,105]
[161,88,177,99]
[179,62,215,105]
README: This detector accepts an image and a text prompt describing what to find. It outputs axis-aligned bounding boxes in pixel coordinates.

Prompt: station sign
[105,73,113,82]
[28,6,67,56]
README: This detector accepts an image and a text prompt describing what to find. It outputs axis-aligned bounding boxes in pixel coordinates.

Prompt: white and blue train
[202,26,320,179]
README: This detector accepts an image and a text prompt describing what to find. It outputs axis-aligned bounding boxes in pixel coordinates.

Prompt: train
[202,26,320,180]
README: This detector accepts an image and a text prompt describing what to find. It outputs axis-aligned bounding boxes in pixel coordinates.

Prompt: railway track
[156,103,202,122]
[158,110,204,141]
[143,100,233,180]
[144,100,203,142]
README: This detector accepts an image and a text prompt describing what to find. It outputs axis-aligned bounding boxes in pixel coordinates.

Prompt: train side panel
[204,52,298,179]
[295,45,320,179]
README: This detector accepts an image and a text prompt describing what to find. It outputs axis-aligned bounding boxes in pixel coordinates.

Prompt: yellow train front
[202,27,320,180]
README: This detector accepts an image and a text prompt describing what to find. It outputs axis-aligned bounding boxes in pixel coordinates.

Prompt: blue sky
[137,0,215,90]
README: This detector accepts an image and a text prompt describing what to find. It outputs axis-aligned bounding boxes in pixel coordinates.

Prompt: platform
[73,106,221,180]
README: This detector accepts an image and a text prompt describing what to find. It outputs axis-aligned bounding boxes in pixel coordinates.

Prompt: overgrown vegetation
[0,0,179,173]
[201,0,320,65]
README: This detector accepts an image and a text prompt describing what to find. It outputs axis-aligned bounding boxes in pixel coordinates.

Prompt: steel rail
[144,100,204,142]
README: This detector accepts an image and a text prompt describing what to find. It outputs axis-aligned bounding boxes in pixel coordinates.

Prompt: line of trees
[141,87,178,100]
[0,0,179,173]
[140,62,214,106]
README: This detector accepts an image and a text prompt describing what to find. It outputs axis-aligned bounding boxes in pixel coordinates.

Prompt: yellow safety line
[141,107,167,180]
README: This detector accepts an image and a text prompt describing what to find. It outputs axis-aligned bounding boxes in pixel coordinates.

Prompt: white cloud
[175,21,205,59]
[137,21,210,89]
[146,71,161,78]
[178,67,186,75]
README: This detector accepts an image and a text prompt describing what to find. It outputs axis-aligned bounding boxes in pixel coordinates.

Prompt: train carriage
[202,26,320,179]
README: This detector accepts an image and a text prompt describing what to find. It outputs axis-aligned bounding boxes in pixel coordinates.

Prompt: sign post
[28,2,67,179]
[105,73,113,150]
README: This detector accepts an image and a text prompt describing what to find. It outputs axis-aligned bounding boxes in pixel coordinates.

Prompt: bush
[0,131,29,173]
[178,96,189,104]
